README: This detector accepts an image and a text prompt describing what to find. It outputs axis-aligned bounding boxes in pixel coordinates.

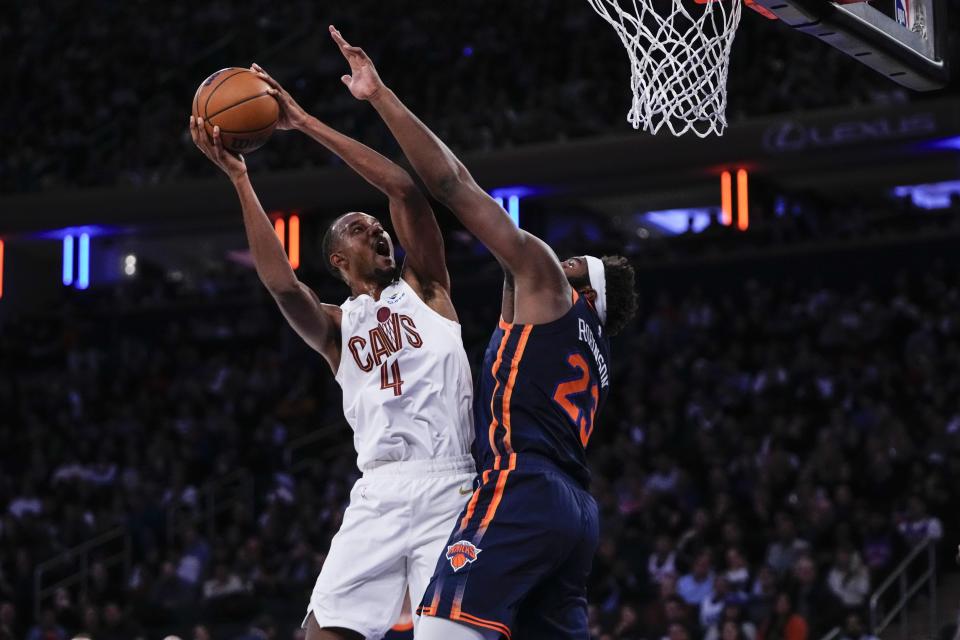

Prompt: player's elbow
[428,163,473,205]
[264,276,301,300]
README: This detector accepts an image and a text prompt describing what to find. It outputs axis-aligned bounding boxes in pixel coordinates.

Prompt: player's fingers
[212,126,225,161]
[340,75,352,87]
[189,116,200,146]
[252,64,281,90]
[257,72,281,91]
[329,25,352,49]
[195,117,211,150]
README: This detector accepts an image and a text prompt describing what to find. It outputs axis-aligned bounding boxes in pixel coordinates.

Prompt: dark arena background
[2,1,960,639]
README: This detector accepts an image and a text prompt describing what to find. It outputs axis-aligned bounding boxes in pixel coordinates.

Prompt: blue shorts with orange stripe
[417,453,599,640]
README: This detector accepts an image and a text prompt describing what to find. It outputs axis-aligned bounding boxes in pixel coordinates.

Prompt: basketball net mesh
[587,0,742,137]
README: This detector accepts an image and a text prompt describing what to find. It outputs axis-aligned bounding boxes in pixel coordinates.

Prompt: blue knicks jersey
[474,292,611,487]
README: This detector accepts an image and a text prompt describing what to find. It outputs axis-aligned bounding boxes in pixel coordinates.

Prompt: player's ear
[330,251,347,274]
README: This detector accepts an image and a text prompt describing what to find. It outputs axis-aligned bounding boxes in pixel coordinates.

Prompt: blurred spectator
[861,513,896,576]
[177,527,213,588]
[0,602,16,640]
[50,589,80,633]
[790,555,837,635]
[679,550,716,606]
[5,0,951,193]
[203,563,248,600]
[26,609,66,640]
[837,613,879,640]
[766,516,811,577]
[97,602,143,640]
[826,547,870,612]
[700,575,735,629]
[724,548,751,593]
[77,607,99,639]
[649,534,679,586]
[614,604,643,639]
[748,566,779,627]
[705,603,757,640]
[149,560,194,617]
[2,241,959,639]
[757,592,808,640]
[233,615,277,640]
[897,496,943,548]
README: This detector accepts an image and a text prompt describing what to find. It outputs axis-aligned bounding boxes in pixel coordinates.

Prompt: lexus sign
[762,113,938,152]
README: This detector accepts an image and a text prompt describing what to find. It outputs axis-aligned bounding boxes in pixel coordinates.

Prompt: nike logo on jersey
[458,485,473,496]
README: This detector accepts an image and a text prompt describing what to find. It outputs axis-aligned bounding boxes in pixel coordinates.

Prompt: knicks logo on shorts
[446,540,481,572]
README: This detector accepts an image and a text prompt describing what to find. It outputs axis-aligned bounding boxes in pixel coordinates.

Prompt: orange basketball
[192,68,279,154]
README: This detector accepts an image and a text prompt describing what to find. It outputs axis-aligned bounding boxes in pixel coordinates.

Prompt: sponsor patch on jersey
[446,540,481,572]
[384,288,405,305]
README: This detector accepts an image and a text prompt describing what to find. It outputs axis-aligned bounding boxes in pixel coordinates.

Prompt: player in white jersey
[190,65,475,640]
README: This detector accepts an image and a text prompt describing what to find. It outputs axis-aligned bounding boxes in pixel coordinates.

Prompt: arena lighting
[893,180,960,210]
[289,214,301,269]
[274,217,286,251]
[921,136,960,151]
[123,254,137,277]
[62,235,75,286]
[77,233,90,290]
[34,225,117,241]
[720,171,733,226]
[641,208,715,235]
[737,169,750,231]
[491,187,537,227]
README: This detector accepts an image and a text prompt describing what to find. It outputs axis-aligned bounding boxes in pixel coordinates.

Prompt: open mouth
[374,239,390,257]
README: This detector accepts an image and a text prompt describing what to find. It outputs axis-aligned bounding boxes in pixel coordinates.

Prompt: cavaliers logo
[446,540,481,572]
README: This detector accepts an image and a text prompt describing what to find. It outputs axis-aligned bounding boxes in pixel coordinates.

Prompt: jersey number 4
[552,354,599,446]
[380,361,404,396]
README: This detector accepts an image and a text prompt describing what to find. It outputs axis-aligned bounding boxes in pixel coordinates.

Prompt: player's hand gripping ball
[192,68,279,153]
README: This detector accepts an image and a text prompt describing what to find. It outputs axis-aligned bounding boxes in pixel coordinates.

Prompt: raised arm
[189,116,341,371]
[250,65,455,320]
[330,26,571,325]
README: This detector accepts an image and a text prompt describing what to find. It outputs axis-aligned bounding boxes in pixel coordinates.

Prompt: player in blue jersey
[331,27,638,639]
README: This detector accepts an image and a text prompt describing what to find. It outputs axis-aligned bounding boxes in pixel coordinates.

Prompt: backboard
[750,0,949,90]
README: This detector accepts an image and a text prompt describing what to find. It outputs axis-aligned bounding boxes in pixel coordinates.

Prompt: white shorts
[303,455,475,639]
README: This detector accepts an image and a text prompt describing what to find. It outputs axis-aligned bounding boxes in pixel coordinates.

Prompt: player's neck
[348,278,393,302]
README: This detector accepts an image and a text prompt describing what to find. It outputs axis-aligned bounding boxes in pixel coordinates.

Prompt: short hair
[601,255,638,336]
[321,215,349,281]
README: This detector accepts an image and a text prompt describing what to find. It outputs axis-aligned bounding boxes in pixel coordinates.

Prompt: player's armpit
[400,265,458,323]
[272,282,342,371]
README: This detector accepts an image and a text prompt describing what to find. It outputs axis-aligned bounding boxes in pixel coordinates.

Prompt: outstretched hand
[189,116,247,181]
[250,63,308,130]
[329,25,385,101]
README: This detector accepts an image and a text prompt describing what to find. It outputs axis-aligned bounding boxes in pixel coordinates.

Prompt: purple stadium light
[921,136,960,151]
[893,180,960,210]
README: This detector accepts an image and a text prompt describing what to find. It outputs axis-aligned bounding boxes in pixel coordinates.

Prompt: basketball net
[587,0,742,137]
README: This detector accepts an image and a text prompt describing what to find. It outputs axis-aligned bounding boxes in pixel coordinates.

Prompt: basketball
[192,67,280,154]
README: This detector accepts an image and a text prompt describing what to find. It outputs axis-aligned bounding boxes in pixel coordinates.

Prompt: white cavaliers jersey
[335,278,474,471]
